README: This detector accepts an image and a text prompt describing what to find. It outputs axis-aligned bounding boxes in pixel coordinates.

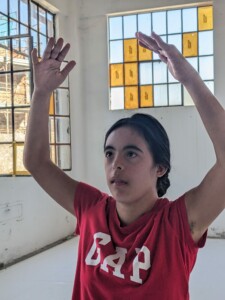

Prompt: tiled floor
[0,237,225,300]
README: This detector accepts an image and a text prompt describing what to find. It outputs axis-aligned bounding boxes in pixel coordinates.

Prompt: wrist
[33,88,52,98]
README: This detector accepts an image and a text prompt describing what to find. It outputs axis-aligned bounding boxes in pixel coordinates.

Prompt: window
[0,0,72,175]
[108,4,214,110]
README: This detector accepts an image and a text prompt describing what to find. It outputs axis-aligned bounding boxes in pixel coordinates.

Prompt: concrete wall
[1,0,225,266]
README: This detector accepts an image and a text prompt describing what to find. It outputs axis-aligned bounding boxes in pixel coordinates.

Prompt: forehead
[105,126,148,148]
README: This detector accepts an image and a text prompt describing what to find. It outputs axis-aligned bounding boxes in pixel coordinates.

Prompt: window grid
[0,0,72,176]
[108,4,214,110]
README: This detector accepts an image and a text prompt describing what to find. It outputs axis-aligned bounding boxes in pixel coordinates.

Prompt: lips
[111,178,128,185]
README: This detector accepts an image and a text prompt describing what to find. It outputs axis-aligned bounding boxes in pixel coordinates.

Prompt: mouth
[111,178,128,186]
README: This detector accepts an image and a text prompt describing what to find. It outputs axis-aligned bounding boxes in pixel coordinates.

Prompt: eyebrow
[104,144,143,153]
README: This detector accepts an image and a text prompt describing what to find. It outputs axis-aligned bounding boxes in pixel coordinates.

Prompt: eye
[126,151,137,158]
[105,151,113,158]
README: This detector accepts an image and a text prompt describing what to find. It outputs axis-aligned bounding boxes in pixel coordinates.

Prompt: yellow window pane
[138,45,152,61]
[124,39,137,62]
[49,93,55,115]
[140,86,153,107]
[110,64,124,87]
[183,33,198,57]
[125,87,138,109]
[198,6,213,31]
[124,63,138,86]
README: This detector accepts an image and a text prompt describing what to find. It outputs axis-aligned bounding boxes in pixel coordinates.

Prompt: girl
[24,32,225,299]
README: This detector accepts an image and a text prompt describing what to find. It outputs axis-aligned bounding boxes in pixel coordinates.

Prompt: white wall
[1,0,225,266]
[67,0,225,238]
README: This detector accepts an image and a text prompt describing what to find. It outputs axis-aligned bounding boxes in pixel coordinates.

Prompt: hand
[136,31,199,85]
[32,37,76,94]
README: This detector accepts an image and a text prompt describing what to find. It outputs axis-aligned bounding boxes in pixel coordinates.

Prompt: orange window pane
[49,93,55,115]
[124,63,138,86]
[183,33,198,57]
[198,6,213,31]
[125,87,138,109]
[110,64,124,87]
[140,85,153,107]
[138,45,152,61]
[124,39,137,62]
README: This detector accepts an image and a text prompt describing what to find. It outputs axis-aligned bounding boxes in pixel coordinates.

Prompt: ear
[156,165,167,178]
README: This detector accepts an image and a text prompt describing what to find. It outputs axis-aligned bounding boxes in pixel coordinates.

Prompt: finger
[136,31,161,53]
[158,53,168,63]
[56,43,70,63]
[61,60,76,78]
[31,48,39,65]
[42,37,55,60]
[151,32,169,50]
[50,38,64,59]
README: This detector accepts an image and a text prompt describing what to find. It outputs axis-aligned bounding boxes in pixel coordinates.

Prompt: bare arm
[136,32,225,243]
[24,38,78,215]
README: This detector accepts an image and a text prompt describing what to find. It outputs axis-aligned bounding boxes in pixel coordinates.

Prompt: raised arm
[136,32,225,243]
[24,37,78,215]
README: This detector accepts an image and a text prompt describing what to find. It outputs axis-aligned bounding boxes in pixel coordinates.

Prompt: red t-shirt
[72,182,206,300]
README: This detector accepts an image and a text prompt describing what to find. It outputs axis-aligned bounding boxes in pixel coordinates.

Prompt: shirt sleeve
[74,182,105,235]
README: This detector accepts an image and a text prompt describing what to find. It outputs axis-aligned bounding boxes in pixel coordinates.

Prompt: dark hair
[104,113,171,197]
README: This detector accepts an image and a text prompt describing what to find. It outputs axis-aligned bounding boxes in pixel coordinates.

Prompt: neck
[116,194,158,226]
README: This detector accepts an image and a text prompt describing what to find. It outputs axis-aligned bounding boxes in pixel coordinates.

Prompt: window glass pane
[199,31,213,55]
[124,63,138,86]
[110,40,123,63]
[14,107,29,141]
[39,34,47,57]
[31,29,38,50]
[124,39,137,62]
[13,38,30,70]
[13,72,31,105]
[20,36,30,55]
[0,74,12,107]
[47,12,54,37]
[0,1,8,15]
[199,56,214,80]
[59,62,69,88]
[0,40,11,71]
[39,7,47,35]
[49,116,55,143]
[9,19,19,35]
[109,16,123,40]
[138,44,152,61]
[15,143,28,174]
[20,0,28,25]
[169,83,182,105]
[50,145,56,163]
[138,13,151,36]
[0,109,13,141]
[49,93,54,115]
[0,144,13,175]
[154,84,168,106]
[125,86,138,109]
[152,11,166,35]
[30,2,38,30]
[140,85,153,107]
[0,14,8,36]
[153,61,167,84]
[55,89,70,115]
[110,87,124,110]
[20,24,28,34]
[182,8,197,32]
[198,6,213,31]
[110,64,124,87]
[56,145,71,169]
[186,57,198,72]
[9,0,18,20]
[168,34,182,52]
[184,86,194,106]
[139,62,152,85]
[168,10,181,34]
[204,81,214,94]
[55,116,70,143]
[123,15,137,38]
[183,32,198,57]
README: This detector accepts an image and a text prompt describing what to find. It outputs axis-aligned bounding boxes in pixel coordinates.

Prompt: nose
[112,155,124,171]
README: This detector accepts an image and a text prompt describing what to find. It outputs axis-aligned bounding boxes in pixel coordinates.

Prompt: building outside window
[0,0,72,176]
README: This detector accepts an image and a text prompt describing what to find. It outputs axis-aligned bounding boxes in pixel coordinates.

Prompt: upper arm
[185,162,225,243]
[30,160,79,215]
